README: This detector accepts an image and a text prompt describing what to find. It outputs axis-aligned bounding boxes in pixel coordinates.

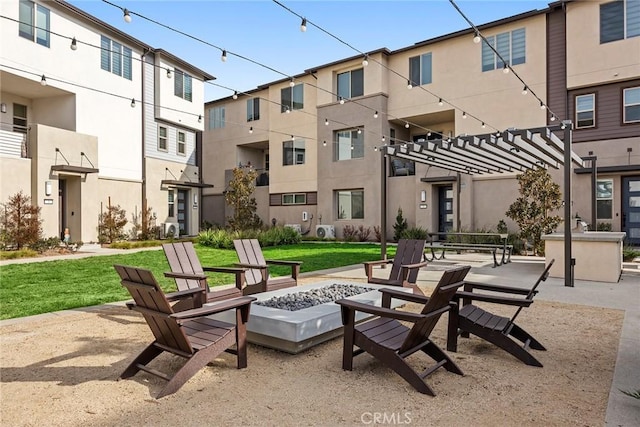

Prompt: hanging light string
[448,0,560,121]
[271,0,501,132]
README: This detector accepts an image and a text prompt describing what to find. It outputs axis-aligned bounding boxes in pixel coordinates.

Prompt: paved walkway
[1,246,639,425]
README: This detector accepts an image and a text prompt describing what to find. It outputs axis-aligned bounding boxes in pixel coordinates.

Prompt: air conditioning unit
[315,225,335,239]
[284,224,302,234]
[163,222,180,239]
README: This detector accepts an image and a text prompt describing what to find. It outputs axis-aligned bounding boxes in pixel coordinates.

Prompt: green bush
[393,207,408,242]
[29,236,62,253]
[0,248,38,260]
[401,226,429,240]
[258,226,301,247]
[197,226,301,249]
[197,228,234,249]
[596,222,612,231]
[623,245,640,262]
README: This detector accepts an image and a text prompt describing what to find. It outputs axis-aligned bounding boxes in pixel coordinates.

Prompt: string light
[325,118,329,125]
[323,140,327,147]
[357,128,362,134]
[405,122,410,129]
[438,98,443,106]
[123,8,132,23]
[473,31,481,44]
[522,85,528,95]
[130,98,135,108]
[381,136,386,142]
[339,97,345,105]
[198,115,202,123]
[462,111,467,119]
[70,37,77,50]
[540,101,546,110]
[166,68,171,78]
[502,63,510,74]
[221,49,227,62]
[407,80,413,89]
[362,55,368,66]
[550,115,556,122]
[249,126,253,134]
[289,78,295,87]
[481,122,486,128]
[300,17,307,32]
[232,91,238,99]
[40,74,46,86]
[373,111,378,118]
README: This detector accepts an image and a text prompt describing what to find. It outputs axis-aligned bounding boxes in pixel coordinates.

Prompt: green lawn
[0,243,389,320]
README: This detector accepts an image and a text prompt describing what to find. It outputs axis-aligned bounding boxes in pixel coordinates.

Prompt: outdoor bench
[424,233,512,267]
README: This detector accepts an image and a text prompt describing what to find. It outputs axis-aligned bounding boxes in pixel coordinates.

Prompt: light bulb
[325,118,329,126]
[351,145,354,150]
[540,101,546,110]
[374,146,378,151]
[123,8,132,23]
[462,112,467,119]
[249,126,253,134]
[323,140,327,147]
[373,111,378,118]
[357,128,362,134]
[407,80,412,89]
[427,131,431,137]
[289,78,295,87]
[286,108,290,114]
[221,50,227,62]
[481,122,486,128]
[473,32,481,44]
[166,68,171,78]
[232,91,238,100]
[362,55,368,66]
[198,115,202,123]
[522,86,528,95]
[550,115,556,122]
[339,97,345,105]
[438,98,443,106]
[300,18,307,32]
[70,37,77,50]
[405,122,410,129]
[130,98,135,108]
[503,64,510,74]
[40,75,46,86]
[381,136,385,142]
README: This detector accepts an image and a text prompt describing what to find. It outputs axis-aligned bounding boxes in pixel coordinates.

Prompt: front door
[438,185,453,239]
[622,176,640,245]
[58,179,66,240]
[177,189,188,236]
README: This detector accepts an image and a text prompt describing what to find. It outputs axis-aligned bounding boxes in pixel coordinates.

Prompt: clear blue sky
[68,0,552,101]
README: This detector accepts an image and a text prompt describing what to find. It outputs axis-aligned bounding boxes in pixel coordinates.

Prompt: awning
[161,180,214,189]
[51,165,99,174]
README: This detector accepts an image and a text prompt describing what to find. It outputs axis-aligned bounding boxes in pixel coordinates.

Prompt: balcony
[0,123,29,158]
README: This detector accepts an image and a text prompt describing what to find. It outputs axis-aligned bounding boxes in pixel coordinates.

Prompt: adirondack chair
[336,265,471,395]
[363,239,428,295]
[446,259,555,367]
[114,264,256,398]
[163,242,247,310]
[232,239,302,295]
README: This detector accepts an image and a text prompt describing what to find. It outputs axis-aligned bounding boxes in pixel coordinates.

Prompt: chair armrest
[265,259,302,266]
[202,266,247,274]
[171,296,257,320]
[399,261,428,270]
[164,271,207,281]
[454,291,534,307]
[235,262,269,269]
[363,259,393,268]
[165,287,205,302]
[462,280,531,295]
[379,287,429,304]
[335,299,425,323]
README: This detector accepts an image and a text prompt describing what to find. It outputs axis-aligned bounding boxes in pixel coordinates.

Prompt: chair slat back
[400,265,471,354]
[389,239,426,284]
[114,265,193,355]
[234,239,267,286]
[507,259,555,327]
[163,242,206,292]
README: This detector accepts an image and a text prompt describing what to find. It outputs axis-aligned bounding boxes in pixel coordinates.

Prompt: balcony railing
[0,123,29,158]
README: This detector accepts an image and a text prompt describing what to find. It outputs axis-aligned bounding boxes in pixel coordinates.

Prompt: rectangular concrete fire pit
[210,280,412,354]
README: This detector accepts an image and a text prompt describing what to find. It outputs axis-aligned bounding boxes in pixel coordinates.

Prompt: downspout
[380,149,387,261]
[141,51,147,234]
[563,121,573,287]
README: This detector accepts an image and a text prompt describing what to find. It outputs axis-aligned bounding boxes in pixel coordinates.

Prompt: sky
[67,0,553,101]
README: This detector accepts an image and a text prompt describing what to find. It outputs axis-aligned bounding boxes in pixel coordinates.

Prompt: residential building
[0,0,213,243]
[202,0,639,243]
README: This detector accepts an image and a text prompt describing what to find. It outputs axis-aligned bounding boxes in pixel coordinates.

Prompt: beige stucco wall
[0,157,32,204]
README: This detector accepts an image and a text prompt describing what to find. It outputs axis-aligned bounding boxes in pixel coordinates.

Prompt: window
[174,69,192,102]
[19,1,49,47]
[576,94,596,128]
[168,191,175,217]
[281,83,304,113]
[409,53,432,86]
[13,103,27,134]
[283,139,305,165]
[482,28,526,72]
[208,106,225,129]
[247,98,260,121]
[600,0,640,44]
[283,193,306,205]
[597,179,613,219]
[336,190,364,220]
[624,87,640,123]
[337,68,364,100]
[177,131,186,155]
[158,126,168,151]
[100,36,132,80]
[335,129,364,161]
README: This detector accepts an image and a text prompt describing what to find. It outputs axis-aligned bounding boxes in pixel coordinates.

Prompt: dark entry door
[177,189,188,236]
[438,185,453,238]
[622,176,640,245]
[58,179,66,240]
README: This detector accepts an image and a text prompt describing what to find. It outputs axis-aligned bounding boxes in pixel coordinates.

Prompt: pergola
[379,122,584,287]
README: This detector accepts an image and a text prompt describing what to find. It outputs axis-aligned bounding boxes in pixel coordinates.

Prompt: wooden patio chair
[232,239,302,295]
[114,264,256,398]
[336,265,471,395]
[163,242,247,309]
[363,239,428,295]
[446,259,555,367]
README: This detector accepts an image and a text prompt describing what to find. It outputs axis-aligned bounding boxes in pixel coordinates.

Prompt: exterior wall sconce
[0,103,6,113]
[45,181,52,196]
[420,190,427,202]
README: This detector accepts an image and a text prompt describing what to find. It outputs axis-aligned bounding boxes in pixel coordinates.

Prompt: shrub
[0,191,43,249]
[393,207,408,242]
[129,207,158,240]
[98,204,128,244]
[596,222,612,231]
[197,228,234,249]
[401,226,429,240]
[258,226,301,247]
[342,225,357,242]
[197,226,301,249]
[29,237,62,253]
[373,226,382,242]
[225,167,263,231]
[623,245,640,262]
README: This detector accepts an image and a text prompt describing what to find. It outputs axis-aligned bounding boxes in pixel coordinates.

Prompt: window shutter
[600,1,624,43]
[269,194,282,206]
[112,41,122,76]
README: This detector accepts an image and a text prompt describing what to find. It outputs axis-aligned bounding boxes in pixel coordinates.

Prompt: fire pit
[210,280,412,354]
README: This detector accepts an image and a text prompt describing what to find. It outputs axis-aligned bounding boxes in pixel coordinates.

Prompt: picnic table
[424,232,512,267]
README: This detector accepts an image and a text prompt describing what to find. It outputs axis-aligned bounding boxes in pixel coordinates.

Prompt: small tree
[0,191,42,249]
[506,168,563,255]
[129,207,158,240]
[393,207,408,241]
[98,204,128,244]
[225,167,263,231]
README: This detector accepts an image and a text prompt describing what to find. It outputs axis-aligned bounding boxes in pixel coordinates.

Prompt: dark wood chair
[163,242,247,309]
[447,259,555,367]
[114,264,256,398]
[363,239,428,295]
[232,239,302,295]
[336,265,471,395]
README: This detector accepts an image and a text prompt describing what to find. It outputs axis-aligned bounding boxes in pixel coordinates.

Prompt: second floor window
[482,28,526,72]
[208,106,225,129]
[600,0,640,44]
[409,52,432,86]
[158,126,168,151]
[177,131,186,155]
[100,36,132,80]
[281,83,304,113]
[247,98,260,121]
[624,87,640,123]
[174,69,192,102]
[337,68,364,100]
[19,0,49,47]
[335,129,364,161]
[576,94,596,128]
[283,139,305,165]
